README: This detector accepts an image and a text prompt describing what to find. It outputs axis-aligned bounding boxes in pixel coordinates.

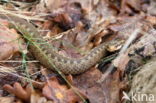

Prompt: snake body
[0,14,107,74]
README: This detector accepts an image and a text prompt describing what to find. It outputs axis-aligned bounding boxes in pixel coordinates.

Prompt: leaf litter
[0,0,156,103]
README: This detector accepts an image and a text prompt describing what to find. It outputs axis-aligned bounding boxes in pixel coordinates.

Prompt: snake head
[106,39,125,52]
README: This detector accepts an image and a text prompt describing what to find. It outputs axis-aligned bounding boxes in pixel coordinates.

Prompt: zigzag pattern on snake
[0,14,107,74]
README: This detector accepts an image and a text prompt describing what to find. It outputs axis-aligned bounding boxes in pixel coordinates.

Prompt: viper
[0,14,123,74]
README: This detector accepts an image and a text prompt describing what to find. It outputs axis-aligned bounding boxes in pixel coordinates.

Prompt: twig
[98,28,141,83]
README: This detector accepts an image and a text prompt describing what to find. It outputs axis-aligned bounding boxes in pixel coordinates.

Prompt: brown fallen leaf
[146,15,156,25]
[41,20,62,38]
[31,91,53,103]
[102,70,127,103]
[121,0,141,14]
[109,14,148,39]
[73,67,106,103]
[35,0,66,13]
[3,82,33,102]
[73,66,127,103]
[113,53,130,73]
[0,19,25,61]
[0,97,14,103]
[42,77,87,103]
[147,0,156,15]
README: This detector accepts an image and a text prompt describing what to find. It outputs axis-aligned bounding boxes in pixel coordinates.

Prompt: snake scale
[0,14,108,74]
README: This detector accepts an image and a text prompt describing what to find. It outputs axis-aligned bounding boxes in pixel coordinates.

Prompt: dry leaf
[146,15,156,25]
[35,0,66,13]
[121,0,141,14]
[0,97,14,103]
[0,19,25,61]
[31,91,53,103]
[3,82,33,102]
[113,53,130,72]
[73,66,127,103]
[42,77,87,103]
[109,14,147,39]
[73,67,105,103]
[147,0,156,15]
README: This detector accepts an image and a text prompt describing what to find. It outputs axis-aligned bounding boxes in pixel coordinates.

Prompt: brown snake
[0,14,121,74]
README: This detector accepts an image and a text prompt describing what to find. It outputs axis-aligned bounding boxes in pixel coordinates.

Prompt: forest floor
[0,0,156,103]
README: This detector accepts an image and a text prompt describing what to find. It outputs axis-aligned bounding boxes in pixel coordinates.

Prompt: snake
[0,14,122,74]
